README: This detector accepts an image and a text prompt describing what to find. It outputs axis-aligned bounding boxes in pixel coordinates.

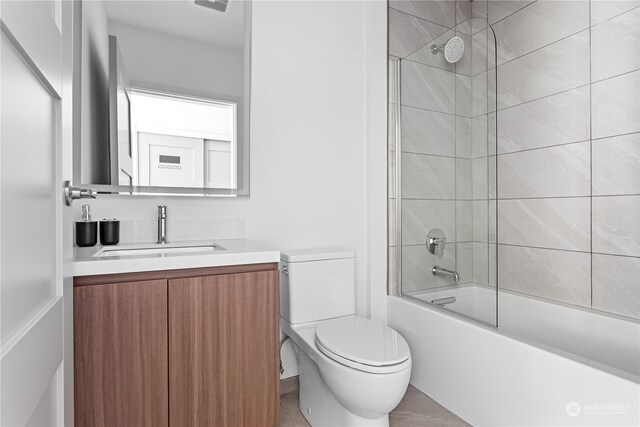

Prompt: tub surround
[388,296,640,427]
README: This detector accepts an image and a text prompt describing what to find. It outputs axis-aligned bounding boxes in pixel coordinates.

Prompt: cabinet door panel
[74,280,168,427]
[169,270,279,427]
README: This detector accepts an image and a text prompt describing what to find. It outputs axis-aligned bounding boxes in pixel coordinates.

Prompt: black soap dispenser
[76,205,97,247]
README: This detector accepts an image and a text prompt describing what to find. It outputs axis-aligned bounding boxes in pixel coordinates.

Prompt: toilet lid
[315,317,410,368]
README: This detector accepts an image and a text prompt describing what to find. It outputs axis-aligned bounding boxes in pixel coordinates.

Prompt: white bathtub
[388,287,640,426]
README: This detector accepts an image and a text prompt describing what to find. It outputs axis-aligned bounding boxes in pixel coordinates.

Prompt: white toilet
[280,249,411,427]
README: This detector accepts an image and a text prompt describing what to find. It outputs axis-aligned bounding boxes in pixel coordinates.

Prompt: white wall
[108,21,244,99]
[74,0,392,378]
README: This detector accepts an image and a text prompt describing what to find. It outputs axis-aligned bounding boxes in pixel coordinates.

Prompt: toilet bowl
[280,249,412,426]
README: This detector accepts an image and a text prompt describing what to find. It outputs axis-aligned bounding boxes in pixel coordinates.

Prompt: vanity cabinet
[74,263,280,427]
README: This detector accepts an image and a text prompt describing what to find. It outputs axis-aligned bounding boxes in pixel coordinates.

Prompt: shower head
[430,36,465,64]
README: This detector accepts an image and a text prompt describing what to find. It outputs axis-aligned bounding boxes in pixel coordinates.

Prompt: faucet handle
[426,228,446,257]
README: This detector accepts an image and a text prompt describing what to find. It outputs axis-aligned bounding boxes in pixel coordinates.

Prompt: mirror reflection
[77,0,250,195]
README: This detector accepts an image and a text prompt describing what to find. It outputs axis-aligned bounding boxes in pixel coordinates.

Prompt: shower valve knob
[426,228,447,257]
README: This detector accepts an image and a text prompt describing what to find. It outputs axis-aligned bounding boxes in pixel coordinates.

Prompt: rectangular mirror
[76,0,251,196]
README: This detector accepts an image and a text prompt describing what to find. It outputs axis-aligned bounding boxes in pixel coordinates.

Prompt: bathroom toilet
[280,249,411,427]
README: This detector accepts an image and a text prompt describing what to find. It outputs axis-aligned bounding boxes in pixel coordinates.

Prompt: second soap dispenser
[76,205,97,247]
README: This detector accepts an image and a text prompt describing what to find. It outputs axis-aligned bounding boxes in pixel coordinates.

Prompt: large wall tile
[593,195,640,257]
[472,115,488,158]
[472,157,488,200]
[390,0,456,28]
[473,242,497,286]
[401,106,455,156]
[488,1,534,25]
[472,71,496,116]
[591,0,640,25]
[472,0,488,34]
[498,142,590,198]
[402,199,456,245]
[497,30,590,109]
[593,133,640,196]
[497,86,590,154]
[402,153,456,199]
[593,254,640,319]
[454,31,473,76]
[498,198,591,251]
[456,242,474,284]
[471,28,496,76]
[402,244,457,292]
[472,200,489,242]
[498,245,591,307]
[456,0,473,27]
[456,200,473,241]
[389,9,450,59]
[456,116,472,158]
[401,61,456,113]
[592,70,640,139]
[592,8,640,82]
[456,158,472,199]
[492,0,589,66]
[456,74,472,117]
[407,29,456,72]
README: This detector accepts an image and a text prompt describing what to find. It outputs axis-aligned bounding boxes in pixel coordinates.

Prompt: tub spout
[432,265,459,282]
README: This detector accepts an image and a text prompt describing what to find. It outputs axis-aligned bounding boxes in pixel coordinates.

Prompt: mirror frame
[73,0,252,197]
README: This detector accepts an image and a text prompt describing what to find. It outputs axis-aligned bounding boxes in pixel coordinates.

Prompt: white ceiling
[104,0,245,51]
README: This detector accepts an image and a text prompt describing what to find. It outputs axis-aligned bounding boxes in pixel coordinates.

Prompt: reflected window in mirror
[130,90,237,190]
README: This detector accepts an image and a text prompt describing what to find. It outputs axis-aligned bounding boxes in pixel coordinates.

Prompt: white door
[1,1,74,426]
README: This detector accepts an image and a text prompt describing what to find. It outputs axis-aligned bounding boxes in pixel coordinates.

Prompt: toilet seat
[314,317,411,374]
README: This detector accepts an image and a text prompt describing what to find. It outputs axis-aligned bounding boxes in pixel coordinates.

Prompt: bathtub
[387,286,640,426]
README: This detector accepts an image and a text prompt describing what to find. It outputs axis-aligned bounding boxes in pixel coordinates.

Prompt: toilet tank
[280,249,356,325]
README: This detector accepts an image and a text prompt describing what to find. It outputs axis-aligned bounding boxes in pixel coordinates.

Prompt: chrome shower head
[430,36,465,64]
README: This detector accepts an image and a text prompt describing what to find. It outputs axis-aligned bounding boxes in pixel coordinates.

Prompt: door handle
[64,180,97,206]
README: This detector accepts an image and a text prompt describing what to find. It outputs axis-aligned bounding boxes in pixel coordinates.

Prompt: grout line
[496,68,640,113]
[498,194,640,201]
[590,5,640,29]
[591,252,640,260]
[496,139,590,157]
[592,130,640,142]
[400,103,457,118]
[497,243,591,255]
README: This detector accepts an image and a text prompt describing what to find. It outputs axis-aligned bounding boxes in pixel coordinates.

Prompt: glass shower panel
[391,14,498,326]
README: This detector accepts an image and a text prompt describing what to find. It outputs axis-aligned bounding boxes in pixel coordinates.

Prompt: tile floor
[278,380,469,427]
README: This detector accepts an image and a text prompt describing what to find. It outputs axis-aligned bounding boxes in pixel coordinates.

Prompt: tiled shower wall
[388,0,496,296]
[389,0,640,320]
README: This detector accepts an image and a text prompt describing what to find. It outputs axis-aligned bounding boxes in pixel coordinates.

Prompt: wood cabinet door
[74,280,168,427]
[169,270,280,427]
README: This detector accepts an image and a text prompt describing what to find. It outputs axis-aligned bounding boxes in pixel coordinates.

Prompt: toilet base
[295,346,389,427]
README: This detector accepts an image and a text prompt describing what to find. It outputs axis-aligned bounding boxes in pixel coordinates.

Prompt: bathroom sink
[93,242,226,258]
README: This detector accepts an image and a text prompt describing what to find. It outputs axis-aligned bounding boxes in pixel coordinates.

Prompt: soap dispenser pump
[76,205,98,247]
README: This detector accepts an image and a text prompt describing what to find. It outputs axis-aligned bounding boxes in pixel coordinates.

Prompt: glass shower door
[389,16,498,326]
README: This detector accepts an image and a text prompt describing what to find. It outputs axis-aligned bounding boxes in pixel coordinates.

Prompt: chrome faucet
[432,265,459,282]
[157,205,168,244]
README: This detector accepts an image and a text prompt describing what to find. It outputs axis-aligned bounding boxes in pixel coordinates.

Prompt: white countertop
[73,239,280,277]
